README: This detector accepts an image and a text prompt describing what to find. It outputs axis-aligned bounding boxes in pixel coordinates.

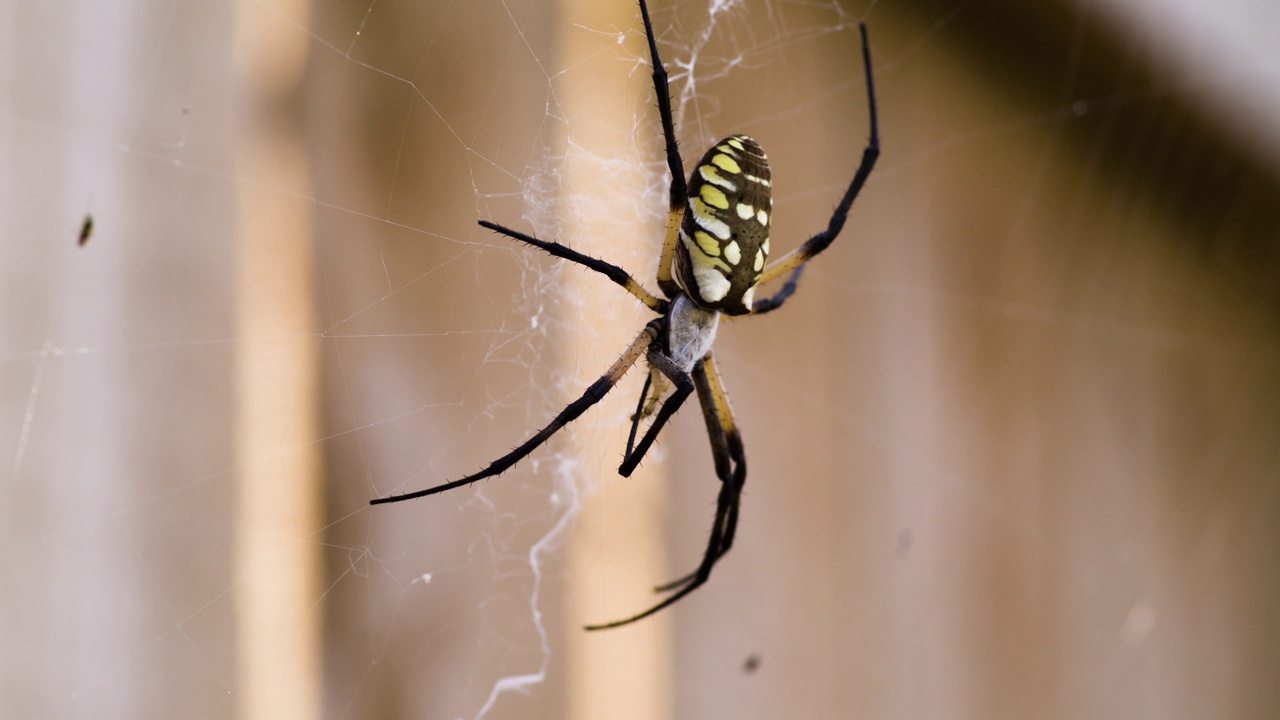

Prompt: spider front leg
[637,0,687,300]
[587,353,746,631]
[479,220,667,313]
[752,22,880,314]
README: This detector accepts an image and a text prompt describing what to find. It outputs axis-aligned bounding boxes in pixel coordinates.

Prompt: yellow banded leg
[651,351,746,593]
[657,206,684,298]
[371,326,656,504]
[591,351,746,629]
[757,245,809,287]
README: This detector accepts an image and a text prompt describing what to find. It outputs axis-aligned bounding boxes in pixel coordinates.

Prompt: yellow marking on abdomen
[694,230,721,258]
[711,153,741,174]
[736,203,754,219]
[699,184,729,209]
[699,165,737,191]
[690,198,731,239]
[681,231,733,303]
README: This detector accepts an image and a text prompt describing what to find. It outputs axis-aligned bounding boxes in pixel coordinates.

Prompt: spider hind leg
[651,353,745,595]
[587,354,746,630]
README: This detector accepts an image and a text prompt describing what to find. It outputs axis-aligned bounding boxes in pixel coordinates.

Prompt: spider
[372,0,879,631]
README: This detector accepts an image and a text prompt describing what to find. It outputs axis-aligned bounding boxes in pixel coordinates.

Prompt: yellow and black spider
[372,0,879,631]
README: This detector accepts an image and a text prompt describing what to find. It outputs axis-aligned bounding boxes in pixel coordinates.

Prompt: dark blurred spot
[743,654,760,674]
[895,528,913,559]
[78,214,94,246]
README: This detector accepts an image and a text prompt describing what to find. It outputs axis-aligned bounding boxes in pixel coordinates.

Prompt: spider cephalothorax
[372,0,879,631]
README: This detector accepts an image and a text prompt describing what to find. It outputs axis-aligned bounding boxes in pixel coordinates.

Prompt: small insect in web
[78,213,94,246]
[372,0,880,631]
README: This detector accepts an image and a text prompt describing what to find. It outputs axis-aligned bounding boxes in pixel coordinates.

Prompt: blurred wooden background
[3,0,1279,718]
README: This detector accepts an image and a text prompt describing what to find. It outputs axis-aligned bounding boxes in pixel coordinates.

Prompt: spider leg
[619,349,694,478]
[748,265,804,316]
[653,352,745,593]
[624,369,655,458]
[371,326,656,505]
[586,471,738,631]
[753,22,879,309]
[638,0,687,299]
[586,354,746,630]
[478,220,667,313]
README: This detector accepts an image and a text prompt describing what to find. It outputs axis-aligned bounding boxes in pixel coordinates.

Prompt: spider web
[4,0,1280,719]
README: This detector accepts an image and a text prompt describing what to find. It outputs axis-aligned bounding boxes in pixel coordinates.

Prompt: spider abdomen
[675,135,772,316]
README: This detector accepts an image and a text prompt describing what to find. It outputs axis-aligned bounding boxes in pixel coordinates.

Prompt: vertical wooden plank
[559,1,673,718]
[233,1,322,718]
